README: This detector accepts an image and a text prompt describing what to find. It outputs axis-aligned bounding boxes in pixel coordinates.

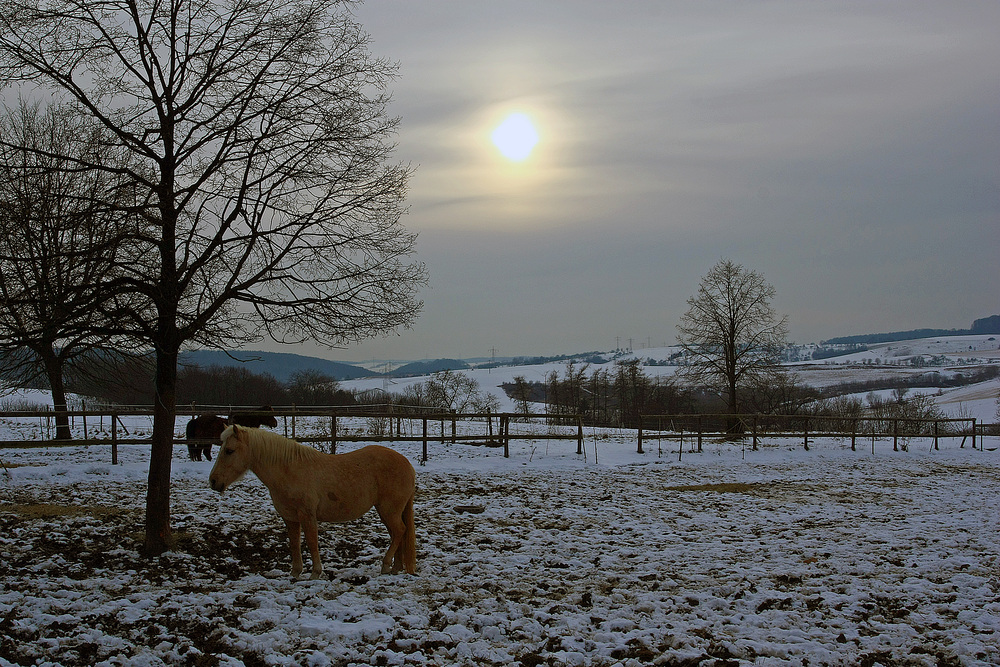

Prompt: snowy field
[2,334,999,666]
[2,422,1000,666]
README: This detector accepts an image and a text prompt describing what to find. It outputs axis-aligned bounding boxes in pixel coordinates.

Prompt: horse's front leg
[284,519,304,578]
[303,518,323,580]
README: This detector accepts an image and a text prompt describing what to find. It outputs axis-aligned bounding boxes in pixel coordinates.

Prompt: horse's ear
[232,424,242,440]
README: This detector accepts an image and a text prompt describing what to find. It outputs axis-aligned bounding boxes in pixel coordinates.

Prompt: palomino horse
[208,425,416,578]
[185,414,228,461]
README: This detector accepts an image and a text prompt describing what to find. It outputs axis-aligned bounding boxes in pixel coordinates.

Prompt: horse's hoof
[309,571,323,580]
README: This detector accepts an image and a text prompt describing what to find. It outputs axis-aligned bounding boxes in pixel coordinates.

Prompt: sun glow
[491,113,539,161]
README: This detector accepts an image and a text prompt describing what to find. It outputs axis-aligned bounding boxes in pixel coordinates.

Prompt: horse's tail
[402,494,417,575]
[185,419,196,439]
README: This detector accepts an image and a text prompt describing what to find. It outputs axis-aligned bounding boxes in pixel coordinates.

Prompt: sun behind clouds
[491,112,539,161]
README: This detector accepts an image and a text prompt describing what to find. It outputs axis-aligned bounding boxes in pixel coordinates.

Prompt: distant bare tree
[1,0,425,555]
[510,375,533,417]
[423,370,481,413]
[676,259,788,424]
[742,372,817,416]
[0,101,140,439]
[614,359,651,428]
[287,369,353,406]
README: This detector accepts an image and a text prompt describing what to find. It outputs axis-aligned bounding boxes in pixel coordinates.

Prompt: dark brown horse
[230,405,279,429]
[185,414,228,461]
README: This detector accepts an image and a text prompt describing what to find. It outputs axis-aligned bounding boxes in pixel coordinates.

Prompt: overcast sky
[300,1,998,363]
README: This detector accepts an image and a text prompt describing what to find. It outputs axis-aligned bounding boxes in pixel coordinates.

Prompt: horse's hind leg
[284,520,304,578]
[302,518,323,580]
[377,506,406,574]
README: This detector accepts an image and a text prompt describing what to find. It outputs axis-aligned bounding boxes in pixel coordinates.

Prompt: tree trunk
[142,345,179,557]
[726,377,741,437]
[39,346,72,441]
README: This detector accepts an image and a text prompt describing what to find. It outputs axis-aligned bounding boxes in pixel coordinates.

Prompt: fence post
[451,411,457,444]
[637,417,644,454]
[697,416,703,453]
[972,418,977,450]
[893,419,898,452]
[111,413,118,465]
[851,419,857,452]
[422,418,428,463]
[933,420,939,451]
[803,417,810,451]
[659,416,664,458]
[82,400,88,442]
[503,414,510,458]
[331,415,337,455]
[752,415,758,451]
[576,415,583,455]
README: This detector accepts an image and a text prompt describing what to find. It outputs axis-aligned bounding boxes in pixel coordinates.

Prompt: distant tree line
[498,360,1000,429]
[10,352,358,409]
[479,351,610,371]
[822,315,999,346]
[813,366,1000,400]
[499,360,817,429]
[811,344,869,360]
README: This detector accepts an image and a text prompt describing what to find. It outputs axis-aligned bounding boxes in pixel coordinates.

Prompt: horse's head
[209,424,251,493]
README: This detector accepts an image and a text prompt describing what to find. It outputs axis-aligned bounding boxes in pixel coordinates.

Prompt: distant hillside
[823,315,999,346]
[389,358,470,377]
[179,350,370,383]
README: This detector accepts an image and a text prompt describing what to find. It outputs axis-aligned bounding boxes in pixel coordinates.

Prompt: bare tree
[422,370,482,413]
[287,369,351,406]
[1,0,425,555]
[509,375,533,417]
[676,259,788,424]
[0,101,139,439]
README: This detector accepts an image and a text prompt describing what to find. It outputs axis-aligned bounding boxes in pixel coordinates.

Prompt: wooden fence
[638,413,987,457]
[0,406,585,463]
[2,406,994,465]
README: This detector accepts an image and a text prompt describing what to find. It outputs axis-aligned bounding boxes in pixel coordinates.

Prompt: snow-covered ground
[2,418,999,666]
[2,334,999,666]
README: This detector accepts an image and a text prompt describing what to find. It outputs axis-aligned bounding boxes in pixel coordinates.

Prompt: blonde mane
[233,426,325,468]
